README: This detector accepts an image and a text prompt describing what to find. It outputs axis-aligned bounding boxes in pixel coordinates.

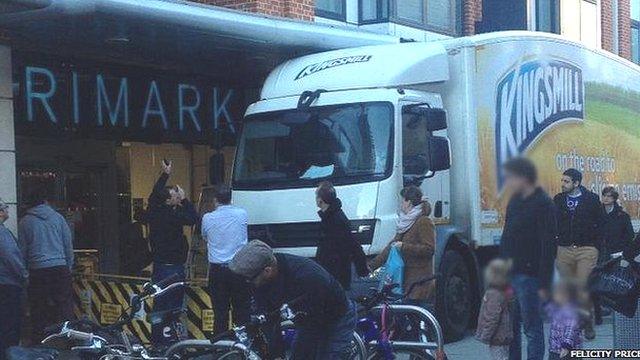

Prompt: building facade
[0,0,638,274]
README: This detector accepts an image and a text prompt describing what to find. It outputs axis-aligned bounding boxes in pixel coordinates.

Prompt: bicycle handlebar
[209,296,307,345]
[358,274,439,310]
[141,274,182,297]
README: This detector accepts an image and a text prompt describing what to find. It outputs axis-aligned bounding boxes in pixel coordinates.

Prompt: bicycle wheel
[348,331,367,360]
[366,348,433,360]
[283,332,366,360]
[217,349,251,360]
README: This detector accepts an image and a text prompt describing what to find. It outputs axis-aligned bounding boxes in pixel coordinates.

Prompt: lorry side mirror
[427,136,451,171]
[402,106,447,131]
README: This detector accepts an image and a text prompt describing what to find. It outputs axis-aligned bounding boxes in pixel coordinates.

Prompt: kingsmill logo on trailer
[495,58,585,190]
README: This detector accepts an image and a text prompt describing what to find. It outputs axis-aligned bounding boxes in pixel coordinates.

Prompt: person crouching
[475,259,513,360]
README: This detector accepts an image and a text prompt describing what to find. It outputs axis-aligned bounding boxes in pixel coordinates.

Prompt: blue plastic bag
[379,246,404,296]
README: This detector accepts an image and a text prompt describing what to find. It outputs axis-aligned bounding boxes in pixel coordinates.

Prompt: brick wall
[192,0,314,21]
[602,0,632,60]
[619,0,632,60]
[463,0,483,35]
[602,0,614,53]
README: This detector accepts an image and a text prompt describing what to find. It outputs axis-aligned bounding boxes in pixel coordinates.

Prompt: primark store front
[0,0,392,340]
[13,51,242,273]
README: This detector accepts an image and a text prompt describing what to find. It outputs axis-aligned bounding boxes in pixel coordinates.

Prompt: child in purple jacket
[545,280,582,360]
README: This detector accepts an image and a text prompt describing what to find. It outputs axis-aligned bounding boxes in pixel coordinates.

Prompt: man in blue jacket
[145,160,198,345]
[18,187,74,342]
[0,199,27,359]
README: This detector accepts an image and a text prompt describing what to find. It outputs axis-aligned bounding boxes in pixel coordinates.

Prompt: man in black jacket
[146,160,198,345]
[315,181,369,290]
[230,240,356,359]
[499,158,556,360]
[554,168,604,339]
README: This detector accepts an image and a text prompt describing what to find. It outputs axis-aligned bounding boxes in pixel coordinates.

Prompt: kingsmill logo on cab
[495,58,585,190]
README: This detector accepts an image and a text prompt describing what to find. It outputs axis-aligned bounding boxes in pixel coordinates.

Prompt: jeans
[151,263,185,345]
[0,285,22,360]
[28,266,74,343]
[208,264,250,336]
[509,274,544,360]
[291,300,356,360]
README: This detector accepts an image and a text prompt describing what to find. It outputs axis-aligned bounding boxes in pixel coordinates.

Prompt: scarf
[396,204,423,234]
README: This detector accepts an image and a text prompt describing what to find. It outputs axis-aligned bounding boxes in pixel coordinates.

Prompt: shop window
[360,0,458,35]
[316,0,346,20]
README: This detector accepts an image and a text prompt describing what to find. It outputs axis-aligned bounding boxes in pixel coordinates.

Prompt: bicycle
[165,298,367,359]
[354,275,446,360]
[10,274,192,360]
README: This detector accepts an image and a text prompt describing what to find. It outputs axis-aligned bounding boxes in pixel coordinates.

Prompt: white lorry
[231,31,640,339]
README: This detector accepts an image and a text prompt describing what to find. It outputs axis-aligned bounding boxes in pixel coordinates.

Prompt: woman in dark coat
[369,186,436,303]
[594,186,635,324]
[601,187,635,256]
[315,181,369,290]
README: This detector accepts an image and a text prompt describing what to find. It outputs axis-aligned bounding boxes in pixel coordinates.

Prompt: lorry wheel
[436,250,472,342]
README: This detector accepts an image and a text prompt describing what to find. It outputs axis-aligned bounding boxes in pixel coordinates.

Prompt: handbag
[588,257,640,317]
[378,246,405,296]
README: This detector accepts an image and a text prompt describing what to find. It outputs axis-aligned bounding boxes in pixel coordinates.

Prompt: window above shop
[632,0,640,63]
[558,0,600,49]
[535,0,560,33]
[316,0,347,20]
[359,0,459,35]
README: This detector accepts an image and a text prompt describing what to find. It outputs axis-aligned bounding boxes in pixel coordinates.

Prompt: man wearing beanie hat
[230,240,356,359]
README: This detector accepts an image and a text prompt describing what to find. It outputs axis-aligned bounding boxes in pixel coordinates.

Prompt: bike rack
[368,304,444,352]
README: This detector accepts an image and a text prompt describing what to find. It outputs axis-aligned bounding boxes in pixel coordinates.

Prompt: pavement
[444,317,614,360]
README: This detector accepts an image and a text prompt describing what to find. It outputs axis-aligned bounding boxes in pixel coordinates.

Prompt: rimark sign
[13,53,243,146]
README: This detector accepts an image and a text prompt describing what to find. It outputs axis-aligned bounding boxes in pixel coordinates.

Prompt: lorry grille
[248,219,376,248]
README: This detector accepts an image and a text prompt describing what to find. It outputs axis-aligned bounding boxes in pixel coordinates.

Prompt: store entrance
[16,136,229,274]
[19,167,108,250]
[16,137,120,271]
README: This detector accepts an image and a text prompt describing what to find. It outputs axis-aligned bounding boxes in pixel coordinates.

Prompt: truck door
[400,102,451,223]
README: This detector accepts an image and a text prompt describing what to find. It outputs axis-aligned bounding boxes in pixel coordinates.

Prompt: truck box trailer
[230,31,640,340]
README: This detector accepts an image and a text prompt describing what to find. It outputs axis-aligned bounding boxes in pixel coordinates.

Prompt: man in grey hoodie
[0,198,27,359]
[18,186,74,342]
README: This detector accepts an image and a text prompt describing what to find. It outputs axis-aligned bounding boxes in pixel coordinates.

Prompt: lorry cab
[233,42,453,255]
[231,42,474,339]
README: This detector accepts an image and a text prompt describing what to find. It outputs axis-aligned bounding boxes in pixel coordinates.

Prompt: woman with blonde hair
[369,185,436,305]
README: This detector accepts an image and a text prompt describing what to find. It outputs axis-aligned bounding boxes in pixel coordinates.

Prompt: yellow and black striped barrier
[72,274,213,344]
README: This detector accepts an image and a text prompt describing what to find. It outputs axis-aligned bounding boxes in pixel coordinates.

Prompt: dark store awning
[0,0,397,84]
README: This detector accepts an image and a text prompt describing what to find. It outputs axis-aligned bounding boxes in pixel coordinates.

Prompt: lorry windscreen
[233,101,393,190]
